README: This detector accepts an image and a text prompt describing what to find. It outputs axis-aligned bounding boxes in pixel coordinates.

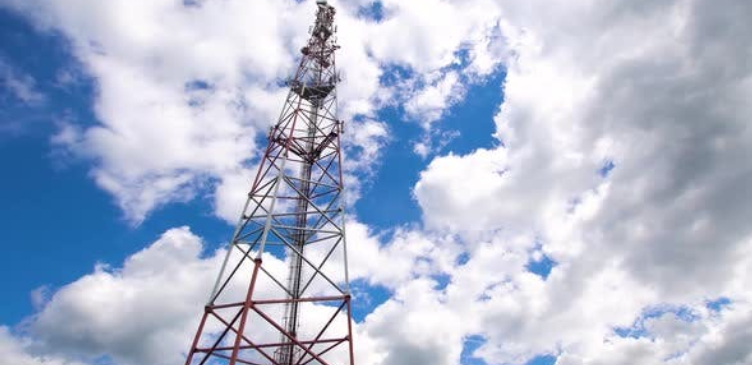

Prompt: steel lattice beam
[184,2,354,365]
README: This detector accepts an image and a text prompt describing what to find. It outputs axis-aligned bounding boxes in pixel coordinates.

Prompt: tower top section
[313,0,336,41]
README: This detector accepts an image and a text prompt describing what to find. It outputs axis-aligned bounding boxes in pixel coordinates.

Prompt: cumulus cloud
[10,227,322,365]
[2,223,750,365]
[28,227,218,365]
[0,326,84,365]
[1,0,507,223]
[3,0,752,364]
[3,223,452,365]
[411,0,752,362]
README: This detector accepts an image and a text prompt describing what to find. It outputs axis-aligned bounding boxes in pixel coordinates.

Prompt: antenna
[183,3,354,365]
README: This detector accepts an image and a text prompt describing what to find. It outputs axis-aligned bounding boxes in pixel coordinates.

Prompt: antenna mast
[184,2,354,364]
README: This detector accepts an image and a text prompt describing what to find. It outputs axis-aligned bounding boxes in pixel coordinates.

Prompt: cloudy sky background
[1,0,751,364]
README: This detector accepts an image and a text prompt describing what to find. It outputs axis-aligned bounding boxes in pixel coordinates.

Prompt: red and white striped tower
[184,2,354,364]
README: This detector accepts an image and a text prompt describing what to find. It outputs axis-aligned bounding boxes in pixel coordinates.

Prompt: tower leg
[229,258,263,365]
[346,295,355,365]
[185,309,209,365]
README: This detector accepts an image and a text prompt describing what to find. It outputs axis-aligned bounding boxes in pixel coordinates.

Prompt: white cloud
[3,0,752,364]
[0,59,45,105]
[29,227,218,365]
[1,0,509,222]
[0,327,84,365]
[13,225,381,365]
[361,278,467,365]
[2,223,750,365]
[404,71,463,127]
[364,0,502,73]
[410,0,752,362]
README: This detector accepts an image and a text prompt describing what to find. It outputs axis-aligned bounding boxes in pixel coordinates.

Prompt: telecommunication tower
[184,1,354,364]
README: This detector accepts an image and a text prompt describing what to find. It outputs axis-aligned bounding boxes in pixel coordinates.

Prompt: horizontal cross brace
[195,337,347,352]
[210,295,347,310]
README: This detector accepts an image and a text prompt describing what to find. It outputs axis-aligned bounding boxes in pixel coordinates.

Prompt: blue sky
[1,1,751,365]
[1,8,247,322]
[0,4,562,363]
[0,2,505,307]
[0,3,518,360]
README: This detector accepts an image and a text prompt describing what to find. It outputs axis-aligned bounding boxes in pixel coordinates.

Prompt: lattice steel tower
[184,2,354,364]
